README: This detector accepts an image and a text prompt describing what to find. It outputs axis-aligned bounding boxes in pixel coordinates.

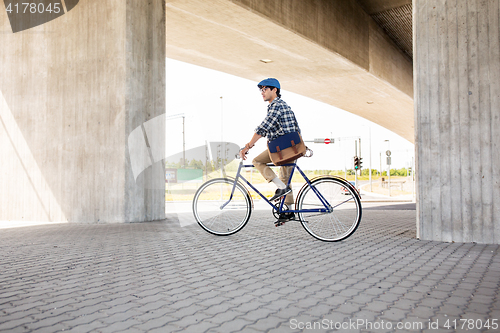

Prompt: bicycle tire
[296,177,362,242]
[193,178,252,236]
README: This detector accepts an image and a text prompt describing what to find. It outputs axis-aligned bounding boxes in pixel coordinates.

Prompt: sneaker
[269,186,292,202]
[274,212,295,227]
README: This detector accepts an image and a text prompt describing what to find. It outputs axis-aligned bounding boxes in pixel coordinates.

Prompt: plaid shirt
[255,98,300,142]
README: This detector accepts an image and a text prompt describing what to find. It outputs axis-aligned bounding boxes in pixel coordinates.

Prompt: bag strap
[276,146,283,159]
[291,140,298,154]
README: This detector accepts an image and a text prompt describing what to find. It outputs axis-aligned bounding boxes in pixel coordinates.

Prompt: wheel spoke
[193,179,251,236]
[297,177,361,242]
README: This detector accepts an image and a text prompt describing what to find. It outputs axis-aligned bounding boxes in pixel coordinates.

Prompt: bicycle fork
[220,161,245,210]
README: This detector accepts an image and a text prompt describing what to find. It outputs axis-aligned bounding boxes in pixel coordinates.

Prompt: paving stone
[467,302,492,313]
[324,283,350,292]
[378,292,400,303]
[182,320,220,332]
[31,323,68,333]
[446,296,470,307]
[349,294,376,306]
[100,319,143,332]
[100,309,144,325]
[233,300,267,314]
[0,318,33,331]
[450,289,473,299]
[301,300,333,314]
[391,298,417,311]
[3,301,46,314]
[215,318,253,332]
[380,307,407,321]
[294,297,321,309]
[363,301,391,313]
[147,323,183,333]
[63,297,109,310]
[246,316,288,331]
[437,305,465,317]
[64,320,108,333]
[338,288,360,297]
[114,327,144,333]
[100,304,141,318]
[203,303,234,316]
[168,312,212,328]
[269,323,306,333]
[411,305,436,318]
[363,287,386,296]
[470,294,495,304]
[323,295,349,308]
[206,310,241,324]
[0,210,498,333]
[272,306,304,319]
[351,310,378,322]
[60,311,109,327]
[239,308,275,322]
[251,292,282,303]
[420,297,445,308]
[358,277,383,285]
[403,290,427,301]
[197,296,228,308]
[336,302,362,315]
[350,282,373,291]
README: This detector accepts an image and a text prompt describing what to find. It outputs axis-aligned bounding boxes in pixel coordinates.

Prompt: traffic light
[354,156,362,170]
[354,156,359,170]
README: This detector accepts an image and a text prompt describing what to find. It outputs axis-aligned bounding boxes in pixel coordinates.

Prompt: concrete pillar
[414,0,500,243]
[0,0,165,223]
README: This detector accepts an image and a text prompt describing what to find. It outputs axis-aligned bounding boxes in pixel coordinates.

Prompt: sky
[166,58,414,171]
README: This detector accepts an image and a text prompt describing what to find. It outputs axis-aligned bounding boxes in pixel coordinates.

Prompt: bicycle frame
[221,161,333,215]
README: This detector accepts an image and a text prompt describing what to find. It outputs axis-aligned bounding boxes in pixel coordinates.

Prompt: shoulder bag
[267,131,307,166]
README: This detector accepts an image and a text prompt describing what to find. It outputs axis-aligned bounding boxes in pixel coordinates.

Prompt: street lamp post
[385,140,390,197]
[368,127,372,192]
[182,116,185,167]
[166,113,186,167]
[380,152,382,178]
[220,96,224,178]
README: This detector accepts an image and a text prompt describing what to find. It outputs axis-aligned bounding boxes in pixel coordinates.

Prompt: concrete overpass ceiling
[357,0,413,60]
[166,0,414,143]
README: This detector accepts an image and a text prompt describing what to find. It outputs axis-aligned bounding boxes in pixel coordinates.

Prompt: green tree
[188,159,204,169]
[389,168,409,176]
[165,158,183,169]
[224,160,239,172]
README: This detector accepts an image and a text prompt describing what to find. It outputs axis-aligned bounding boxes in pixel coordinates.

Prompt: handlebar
[236,147,249,159]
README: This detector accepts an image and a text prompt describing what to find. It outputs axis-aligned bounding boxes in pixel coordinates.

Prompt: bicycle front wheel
[193,178,252,236]
[296,177,362,242]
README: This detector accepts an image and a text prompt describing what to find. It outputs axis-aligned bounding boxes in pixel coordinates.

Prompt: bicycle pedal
[274,221,285,227]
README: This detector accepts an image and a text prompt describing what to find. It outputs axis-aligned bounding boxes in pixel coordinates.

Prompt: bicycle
[192,158,362,242]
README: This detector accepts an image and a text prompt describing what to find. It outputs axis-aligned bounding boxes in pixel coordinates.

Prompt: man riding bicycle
[239,78,301,224]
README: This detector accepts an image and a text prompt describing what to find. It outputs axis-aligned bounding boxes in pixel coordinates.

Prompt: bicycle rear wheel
[296,177,361,242]
[193,178,252,236]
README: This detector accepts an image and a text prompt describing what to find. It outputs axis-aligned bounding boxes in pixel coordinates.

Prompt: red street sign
[324,138,331,144]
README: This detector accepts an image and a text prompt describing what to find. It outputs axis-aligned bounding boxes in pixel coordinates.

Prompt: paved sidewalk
[0,206,499,332]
